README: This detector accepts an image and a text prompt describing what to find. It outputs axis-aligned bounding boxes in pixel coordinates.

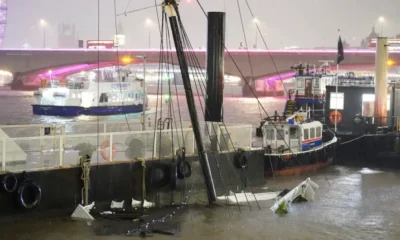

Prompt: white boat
[32,74,147,117]
[262,109,337,175]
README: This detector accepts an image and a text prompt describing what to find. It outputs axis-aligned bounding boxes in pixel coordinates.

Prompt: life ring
[329,110,343,124]
[146,163,171,190]
[17,180,42,209]
[234,149,248,169]
[177,160,192,179]
[100,140,116,161]
[1,173,18,193]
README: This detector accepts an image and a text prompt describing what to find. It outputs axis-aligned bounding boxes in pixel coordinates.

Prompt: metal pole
[255,29,257,49]
[165,2,217,203]
[335,64,338,132]
[148,30,151,49]
[142,56,147,130]
[43,26,46,48]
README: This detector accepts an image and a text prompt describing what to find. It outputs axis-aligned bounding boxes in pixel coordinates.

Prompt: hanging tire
[17,180,42,209]
[234,149,248,169]
[177,160,192,179]
[1,173,18,193]
[146,163,170,190]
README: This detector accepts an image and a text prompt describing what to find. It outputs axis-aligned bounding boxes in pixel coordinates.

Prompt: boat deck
[0,117,260,173]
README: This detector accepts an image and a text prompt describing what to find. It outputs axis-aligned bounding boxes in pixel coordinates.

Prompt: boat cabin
[292,62,335,104]
[325,84,394,136]
[262,116,323,154]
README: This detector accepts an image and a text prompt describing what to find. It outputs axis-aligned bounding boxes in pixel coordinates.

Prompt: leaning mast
[162,0,217,203]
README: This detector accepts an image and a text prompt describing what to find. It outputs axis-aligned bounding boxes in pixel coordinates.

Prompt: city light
[121,56,133,64]
[378,16,385,23]
[253,18,259,24]
[39,19,47,27]
[388,59,396,66]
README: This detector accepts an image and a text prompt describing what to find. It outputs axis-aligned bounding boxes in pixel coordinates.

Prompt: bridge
[1,48,400,90]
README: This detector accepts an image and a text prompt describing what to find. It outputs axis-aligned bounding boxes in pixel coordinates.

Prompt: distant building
[58,23,77,48]
[360,26,379,48]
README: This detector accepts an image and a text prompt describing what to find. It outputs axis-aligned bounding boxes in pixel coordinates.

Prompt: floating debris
[216,191,280,205]
[71,202,95,221]
[271,178,319,214]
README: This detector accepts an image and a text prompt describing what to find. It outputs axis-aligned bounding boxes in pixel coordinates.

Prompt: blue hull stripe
[301,139,323,151]
[32,104,144,116]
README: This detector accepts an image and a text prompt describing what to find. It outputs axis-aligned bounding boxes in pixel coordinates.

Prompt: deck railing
[0,122,253,172]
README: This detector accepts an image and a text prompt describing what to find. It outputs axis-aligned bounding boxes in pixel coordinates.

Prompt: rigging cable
[175,6,262,209]
[118,4,162,17]
[113,0,132,132]
[195,0,306,178]
[236,0,262,121]
[174,8,251,211]
[94,0,101,202]
[243,0,288,95]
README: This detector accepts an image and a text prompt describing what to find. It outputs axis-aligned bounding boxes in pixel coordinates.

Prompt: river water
[0,88,399,239]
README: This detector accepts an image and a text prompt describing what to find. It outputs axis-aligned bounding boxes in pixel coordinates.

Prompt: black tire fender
[146,163,170,190]
[17,180,42,209]
[234,149,248,169]
[177,160,192,179]
[1,173,18,193]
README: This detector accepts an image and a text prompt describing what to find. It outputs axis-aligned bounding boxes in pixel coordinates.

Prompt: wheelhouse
[262,113,323,154]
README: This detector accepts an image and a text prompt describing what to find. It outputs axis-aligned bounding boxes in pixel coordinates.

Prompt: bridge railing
[0,123,253,172]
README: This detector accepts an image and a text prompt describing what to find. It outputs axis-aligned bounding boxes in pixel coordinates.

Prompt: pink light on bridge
[2,48,400,54]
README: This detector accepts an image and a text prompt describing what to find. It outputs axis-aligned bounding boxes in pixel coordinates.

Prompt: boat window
[276,129,284,140]
[310,128,315,139]
[296,79,304,88]
[361,94,391,117]
[316,126,322,138]
[313,78,319,88]
[303,128,309,140]
[329,92,344,110]
[99,93,108,103]
[266,129,275,140]
[289,127,298,138]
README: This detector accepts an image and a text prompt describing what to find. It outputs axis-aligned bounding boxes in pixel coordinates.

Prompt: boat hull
[0,150,265,221]
[32,104,144,116]
[265,139,337,176]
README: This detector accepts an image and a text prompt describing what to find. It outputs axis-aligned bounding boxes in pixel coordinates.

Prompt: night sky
[3,0,399,49]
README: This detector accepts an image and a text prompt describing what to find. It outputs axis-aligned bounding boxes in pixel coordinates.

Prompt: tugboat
[32,70,147,116]
[262,108,337,176]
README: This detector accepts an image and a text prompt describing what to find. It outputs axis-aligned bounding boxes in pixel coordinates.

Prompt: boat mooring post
[374,37,389,126]
[205,12,225,151]
[164,1,217,203]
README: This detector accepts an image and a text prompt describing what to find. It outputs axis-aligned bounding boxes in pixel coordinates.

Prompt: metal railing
[0,123,253,172]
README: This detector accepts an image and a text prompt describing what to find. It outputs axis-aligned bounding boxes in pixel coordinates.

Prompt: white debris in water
[216,191,280,205]
[359,168,383,175]
[131,198,154,208]
[71,202,95,221]
[271,178,319,214]
[110,200,124,209]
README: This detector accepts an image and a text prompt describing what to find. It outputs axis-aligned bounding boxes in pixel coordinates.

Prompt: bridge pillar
[242,76,256,97]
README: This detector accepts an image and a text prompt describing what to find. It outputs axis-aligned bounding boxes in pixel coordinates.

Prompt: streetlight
[39,19,47,48]
[136,54,147,130]
[378,16,385,37]
[253,18,259,49]
[145,18,153,49]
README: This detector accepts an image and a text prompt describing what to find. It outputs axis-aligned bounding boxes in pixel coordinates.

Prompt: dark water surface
[0,89,398,239]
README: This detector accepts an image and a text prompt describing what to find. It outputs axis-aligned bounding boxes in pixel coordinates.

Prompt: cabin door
[305,78,312,97]
[289,127,300,151]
